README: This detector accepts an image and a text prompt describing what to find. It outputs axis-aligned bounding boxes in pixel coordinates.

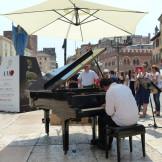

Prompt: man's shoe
[156,111,160,116]
[153,111,156,114]
[139,114,146,118]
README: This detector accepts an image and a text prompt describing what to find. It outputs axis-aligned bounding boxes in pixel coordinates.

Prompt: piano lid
[29,48,105,90]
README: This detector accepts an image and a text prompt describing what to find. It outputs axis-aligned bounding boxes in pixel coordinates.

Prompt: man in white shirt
[98,78,138,149]
[78,64,99,88]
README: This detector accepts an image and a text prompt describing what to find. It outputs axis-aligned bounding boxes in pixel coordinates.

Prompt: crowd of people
[104,63,162,118]
[68,62,162,118]
[67,62,161,150]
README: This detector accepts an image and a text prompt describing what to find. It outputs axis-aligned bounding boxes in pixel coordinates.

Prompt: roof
[150,32,160,41]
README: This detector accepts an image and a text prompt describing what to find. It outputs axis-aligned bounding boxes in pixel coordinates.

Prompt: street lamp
[111,36,132,73]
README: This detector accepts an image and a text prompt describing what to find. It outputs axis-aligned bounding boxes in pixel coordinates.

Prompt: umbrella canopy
[3,0,147,41]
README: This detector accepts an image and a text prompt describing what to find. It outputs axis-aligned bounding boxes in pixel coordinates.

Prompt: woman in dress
[151,65,161,116]
[135,63,151,118]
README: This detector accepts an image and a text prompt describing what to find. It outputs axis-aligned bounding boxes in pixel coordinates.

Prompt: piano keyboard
[81,106,104,112]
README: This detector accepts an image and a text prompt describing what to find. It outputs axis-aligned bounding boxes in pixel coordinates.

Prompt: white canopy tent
[2,0,147,41]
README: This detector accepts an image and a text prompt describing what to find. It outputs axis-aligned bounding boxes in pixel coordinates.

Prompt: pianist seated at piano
[98,78,139,150]
[78,64,99,88]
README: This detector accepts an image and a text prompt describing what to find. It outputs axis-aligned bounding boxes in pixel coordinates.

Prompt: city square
[0,96,162,162]
[0,0,162,162]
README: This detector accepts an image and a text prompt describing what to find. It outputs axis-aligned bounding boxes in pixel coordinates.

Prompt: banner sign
[0,56,20,112]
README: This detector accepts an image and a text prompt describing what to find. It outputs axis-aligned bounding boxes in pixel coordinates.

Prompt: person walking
[151,65,161,116]
[135,62,151,118]
[128,70,136,96]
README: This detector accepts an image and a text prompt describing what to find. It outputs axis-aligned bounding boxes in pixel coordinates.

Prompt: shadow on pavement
[0,133,155,162]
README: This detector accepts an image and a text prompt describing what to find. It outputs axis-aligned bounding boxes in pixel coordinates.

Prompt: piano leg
[63,119,69,155]
[91,116,97,145]
[43,109,50,135]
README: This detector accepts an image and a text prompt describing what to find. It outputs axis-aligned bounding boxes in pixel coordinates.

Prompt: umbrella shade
[3,0,147,41]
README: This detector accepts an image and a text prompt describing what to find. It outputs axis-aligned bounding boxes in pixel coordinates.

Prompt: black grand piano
[29,48,106,154]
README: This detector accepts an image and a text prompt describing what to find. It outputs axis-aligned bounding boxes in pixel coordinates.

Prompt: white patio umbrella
[2,0,147,41]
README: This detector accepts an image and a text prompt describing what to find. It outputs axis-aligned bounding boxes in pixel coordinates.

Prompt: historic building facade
[0,31,57,73]
[150,14,162,67]
[98,35,152,72]
[70,35,152,72]
[36,48,57,73]
[3,31,38,53]
[0,35,33,58]
[99,47,152,72]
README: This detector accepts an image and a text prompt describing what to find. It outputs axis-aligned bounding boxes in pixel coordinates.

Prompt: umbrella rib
[31,10,74,34]
[78,15,84,41]
[84,8,147,14]
[65,13,74,39]
[81,9,132,35]
[1,9,62,15]
[53,9,75,25]
[81,18,99,25]
[1,8,147,16]
[79,9,99,24]
[59,18,74,24]
[68,0,75,6]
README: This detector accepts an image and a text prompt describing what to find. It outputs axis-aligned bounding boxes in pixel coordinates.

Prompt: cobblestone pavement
[0,98,162,162]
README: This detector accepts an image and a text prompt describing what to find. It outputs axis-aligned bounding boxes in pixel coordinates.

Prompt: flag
[12,24,28,56]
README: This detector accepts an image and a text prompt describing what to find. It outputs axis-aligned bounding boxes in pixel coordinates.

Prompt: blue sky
[0,0,161,67]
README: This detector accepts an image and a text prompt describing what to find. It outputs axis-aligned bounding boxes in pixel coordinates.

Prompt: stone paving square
[0,106,162,162]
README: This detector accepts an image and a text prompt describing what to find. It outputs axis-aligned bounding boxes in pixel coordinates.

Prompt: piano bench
[105,124,146,162]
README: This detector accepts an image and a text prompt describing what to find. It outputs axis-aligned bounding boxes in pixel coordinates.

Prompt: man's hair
[100,78,113,88]
[110,70,115,74]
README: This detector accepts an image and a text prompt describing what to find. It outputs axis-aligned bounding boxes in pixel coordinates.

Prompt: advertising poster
[0,56,20,112]
[19,56,42,112]
[0,56,42,112]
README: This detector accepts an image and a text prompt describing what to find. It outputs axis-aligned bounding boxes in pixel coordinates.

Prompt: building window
[156,39,159,47]
[133,57,140,65]
[155,54,158,63]
[127,59,130,65]
[152,56,156,64]
[123,57,130,65]
[124,59,127,65]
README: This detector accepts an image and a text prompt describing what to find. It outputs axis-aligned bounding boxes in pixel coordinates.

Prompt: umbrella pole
[62,38,67,65]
